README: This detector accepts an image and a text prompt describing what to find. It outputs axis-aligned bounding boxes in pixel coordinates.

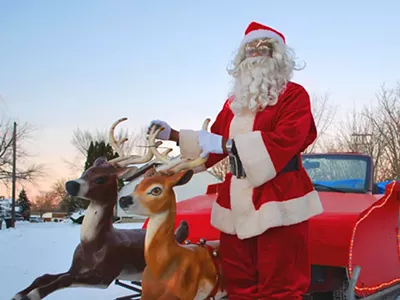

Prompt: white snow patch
[70,210,85,220]
[0,221,144,299]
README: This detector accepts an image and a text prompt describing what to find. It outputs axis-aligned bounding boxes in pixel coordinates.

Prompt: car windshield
[301,154,370,193]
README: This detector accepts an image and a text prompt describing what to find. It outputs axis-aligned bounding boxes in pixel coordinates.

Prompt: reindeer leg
[20,269,115,300]
[173,264,200,300]
[141,267,165,300]
[12,272,68,300]
[21,270,116,300]
[20,273,74,300]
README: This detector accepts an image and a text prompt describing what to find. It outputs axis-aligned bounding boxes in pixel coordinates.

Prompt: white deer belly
[117,268,142,282]
[81,203,102,242]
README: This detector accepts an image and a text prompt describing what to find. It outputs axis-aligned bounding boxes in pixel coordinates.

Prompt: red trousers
[219,221,310,300]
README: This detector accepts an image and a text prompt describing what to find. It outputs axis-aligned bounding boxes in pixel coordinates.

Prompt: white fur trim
[211,177,323,239]
[179,129,201,160]
[178,129,207,171]
[241,29,285,46]
[229,111,255,136]
[234,131,276,187]
[210,200,235,234]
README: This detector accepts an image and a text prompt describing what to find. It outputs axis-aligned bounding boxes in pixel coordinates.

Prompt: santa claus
[148,21,323,299]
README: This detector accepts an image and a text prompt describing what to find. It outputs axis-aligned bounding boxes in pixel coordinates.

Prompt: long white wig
[227,39,304,115]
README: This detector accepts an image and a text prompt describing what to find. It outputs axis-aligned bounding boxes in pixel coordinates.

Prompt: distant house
[0,198,22,219]
[116,156,222,220]
[41,212,67,222]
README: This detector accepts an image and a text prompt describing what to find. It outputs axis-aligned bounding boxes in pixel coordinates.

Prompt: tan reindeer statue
[12,118,189,300]
[119,119,226,300]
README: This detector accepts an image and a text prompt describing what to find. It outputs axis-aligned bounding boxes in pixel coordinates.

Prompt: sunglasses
[244,39,272,58]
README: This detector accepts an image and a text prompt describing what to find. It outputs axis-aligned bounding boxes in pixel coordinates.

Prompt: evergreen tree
[84,141,95,171]
[17,189,31,220]
[59,194,84,216]
[76,140,123,209]
[84,141,118,172]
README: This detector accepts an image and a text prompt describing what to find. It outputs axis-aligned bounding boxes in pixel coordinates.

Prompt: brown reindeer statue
[12,118,189,300]
[119,119,226,300]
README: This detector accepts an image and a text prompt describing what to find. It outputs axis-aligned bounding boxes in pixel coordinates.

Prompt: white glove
[197,130,223,158]
[147,120,171,140]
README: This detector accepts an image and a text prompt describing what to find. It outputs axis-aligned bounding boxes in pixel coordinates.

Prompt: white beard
[228,43,296,115]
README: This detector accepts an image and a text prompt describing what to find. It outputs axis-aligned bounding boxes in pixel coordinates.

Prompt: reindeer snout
[119,195,134,209]
[65,180,80,196]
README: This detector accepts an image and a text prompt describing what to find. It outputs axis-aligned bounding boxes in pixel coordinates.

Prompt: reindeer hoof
[19,289,40,300]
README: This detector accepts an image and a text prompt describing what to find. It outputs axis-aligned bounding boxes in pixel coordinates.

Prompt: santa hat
[241,21,286,47]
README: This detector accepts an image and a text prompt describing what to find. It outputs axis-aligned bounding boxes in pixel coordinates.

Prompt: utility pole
[11,121,17,228]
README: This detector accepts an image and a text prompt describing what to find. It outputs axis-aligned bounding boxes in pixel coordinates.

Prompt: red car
[141,152,400,300]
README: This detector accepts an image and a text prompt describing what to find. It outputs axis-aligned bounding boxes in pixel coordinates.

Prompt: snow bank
[0,221,144,299]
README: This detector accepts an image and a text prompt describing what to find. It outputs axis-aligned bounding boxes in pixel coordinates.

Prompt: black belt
[280,155,300,173]
[229,154,300,179]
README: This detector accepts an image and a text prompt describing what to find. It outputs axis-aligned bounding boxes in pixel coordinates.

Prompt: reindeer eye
[150,187,162,196]
[95,177,105,184]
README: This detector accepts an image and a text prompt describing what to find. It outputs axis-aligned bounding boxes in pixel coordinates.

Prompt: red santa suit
[179,82,323,299]
[177,23,324,299]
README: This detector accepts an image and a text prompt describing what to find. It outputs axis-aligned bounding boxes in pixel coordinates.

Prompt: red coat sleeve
[233,85,317,187]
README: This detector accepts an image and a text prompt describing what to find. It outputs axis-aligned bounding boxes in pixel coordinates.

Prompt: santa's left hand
[197,130,224,158]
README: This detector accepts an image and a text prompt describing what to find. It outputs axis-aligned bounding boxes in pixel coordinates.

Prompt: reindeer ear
[93,156,108,167]
[116,166,138,179]
[170,169,194,187]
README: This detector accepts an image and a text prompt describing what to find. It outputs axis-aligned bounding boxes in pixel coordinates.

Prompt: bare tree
[306,93,338,153]
[363,83,400,180]
[0,118,44,187]
[71,125,148,156]
[332,83,400,181]
[330,107,387,181]
[31,190,59,215]
[49,179,70,204]
[31,178,71,214]
[65,125,148,172]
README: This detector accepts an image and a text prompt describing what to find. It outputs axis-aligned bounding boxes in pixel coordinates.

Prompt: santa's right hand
[147,119,171,140]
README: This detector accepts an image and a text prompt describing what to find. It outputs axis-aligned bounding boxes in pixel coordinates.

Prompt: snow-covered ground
[1,221,399,300]
[0,220,144,300]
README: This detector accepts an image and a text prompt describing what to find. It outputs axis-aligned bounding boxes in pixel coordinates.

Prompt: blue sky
[1,0,400,197]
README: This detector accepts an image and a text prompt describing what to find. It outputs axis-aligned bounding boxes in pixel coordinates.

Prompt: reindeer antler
[108,118,163,168]
[109,117,129,158]
[148,118,211,173]
[148,126,176,164]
